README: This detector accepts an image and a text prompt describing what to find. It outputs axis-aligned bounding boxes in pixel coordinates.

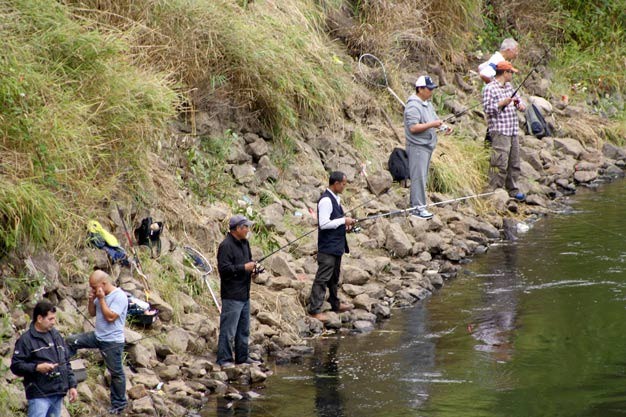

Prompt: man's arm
[10,337,37,377]
[483,85,502,117]
[405,104,441,134]
[318,197,345,230]
[217,242,246,277]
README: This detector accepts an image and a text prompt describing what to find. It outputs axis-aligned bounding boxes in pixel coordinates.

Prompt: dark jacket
[10,324,77,400]
[217,232,253,301]
[317,190,349,257]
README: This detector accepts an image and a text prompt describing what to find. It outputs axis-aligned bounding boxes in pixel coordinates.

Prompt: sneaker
[513,192,526,201]
[107,406,126,415]
[219,361,235,369]
[237,358,262,366]
[412,209,433,219]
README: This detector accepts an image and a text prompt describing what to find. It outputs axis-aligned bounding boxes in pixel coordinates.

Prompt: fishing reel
[253,264,265,275]
[348,225,362,234]
[47,370,61,379]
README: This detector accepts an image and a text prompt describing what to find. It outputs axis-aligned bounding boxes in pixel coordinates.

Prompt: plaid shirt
[483,80,524,136]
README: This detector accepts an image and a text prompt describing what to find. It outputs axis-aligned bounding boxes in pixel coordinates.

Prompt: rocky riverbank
[2,114,626,416]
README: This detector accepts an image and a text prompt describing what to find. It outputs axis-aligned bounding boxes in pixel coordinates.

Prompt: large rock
[342,265,370,285]
[25,251,60,293]
[602,143,626,160]
[232,164,255,182]
[384,223,413,257]
[342,283,365,297]
[554,138,585,159]
[148,293,174,322]
[366,170,393,196]
[574,170,598,183]
[246,138,269,160]
[164,328,190,353]
[268,252,297,279]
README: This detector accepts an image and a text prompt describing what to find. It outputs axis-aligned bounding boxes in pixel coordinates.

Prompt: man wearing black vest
[307,171,356,321]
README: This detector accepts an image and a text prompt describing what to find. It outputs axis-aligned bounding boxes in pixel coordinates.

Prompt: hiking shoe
[237,358,262,366]
[219,362,235,369]
[513,192,526,201]
[107,406,126,415]
[412,209,433,219]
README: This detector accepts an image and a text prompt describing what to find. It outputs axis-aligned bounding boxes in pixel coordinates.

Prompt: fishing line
[354,191,496,222]
[255,192,383,264]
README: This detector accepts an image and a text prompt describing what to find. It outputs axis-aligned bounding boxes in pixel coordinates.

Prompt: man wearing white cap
[403,75,443,219]
[216,215,259,368]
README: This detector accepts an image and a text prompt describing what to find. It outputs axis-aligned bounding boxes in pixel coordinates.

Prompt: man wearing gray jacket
[403,75,444,219]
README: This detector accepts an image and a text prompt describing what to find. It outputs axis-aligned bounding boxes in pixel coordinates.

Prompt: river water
[209,181,626,417]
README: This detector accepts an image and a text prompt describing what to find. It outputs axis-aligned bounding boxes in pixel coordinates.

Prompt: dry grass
[68,0,351,133]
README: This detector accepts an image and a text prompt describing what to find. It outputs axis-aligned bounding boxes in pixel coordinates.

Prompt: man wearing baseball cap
[483,61,527,201]
[403,75,445,219]
[216,214,259,368]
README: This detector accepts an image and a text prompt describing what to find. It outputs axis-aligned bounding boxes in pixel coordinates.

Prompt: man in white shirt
[307,171,356,321]
[479,38,519,83]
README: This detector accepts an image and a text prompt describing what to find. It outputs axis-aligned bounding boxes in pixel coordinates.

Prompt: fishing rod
[255,193,381,264]
[442,102,483,123]
[354,191,496,223]
[511,46,552,98]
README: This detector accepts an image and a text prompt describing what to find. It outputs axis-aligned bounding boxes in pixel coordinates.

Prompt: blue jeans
[66,332,127,410]
[28,395,63,417]
[217,299,250,365]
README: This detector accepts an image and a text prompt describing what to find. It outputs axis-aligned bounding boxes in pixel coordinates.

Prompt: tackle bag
[87,220,129,265]
[388,147,409,182]
[525,103,553,139]
[126,293,159,326]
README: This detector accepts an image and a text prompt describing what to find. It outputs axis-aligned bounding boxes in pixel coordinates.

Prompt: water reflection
[312,339,344,417]
[215,397,252,417]
[470,244,520,364]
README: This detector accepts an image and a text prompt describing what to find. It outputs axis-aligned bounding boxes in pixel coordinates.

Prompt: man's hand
[430,120,443,129]
[94,286,105,300]
[35,362,58,374]
[244,261,257,272]
[345,217,356,231]
[68,387,78,403]
[499,97,513,108]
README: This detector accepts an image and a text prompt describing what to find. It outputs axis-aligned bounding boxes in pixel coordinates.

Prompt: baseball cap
[415,75,438,90]
[496,61,519,73]
[229,215,254,229]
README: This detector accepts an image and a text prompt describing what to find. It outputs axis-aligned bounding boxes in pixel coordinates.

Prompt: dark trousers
[216,299,250,365]
[307,252,342,314]
[66,332,126,410]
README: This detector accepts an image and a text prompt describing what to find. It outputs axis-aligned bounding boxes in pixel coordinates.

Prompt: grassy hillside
[0,0,176,254]
[0,0,623,258]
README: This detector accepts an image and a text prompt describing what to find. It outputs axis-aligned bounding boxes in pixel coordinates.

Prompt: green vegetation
[184,130,238,203]
[70,0,350,134]
[0,0,176,254]
[1,0,623,256]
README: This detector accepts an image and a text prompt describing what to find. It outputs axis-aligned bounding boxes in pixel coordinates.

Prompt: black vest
[317,190,349,256]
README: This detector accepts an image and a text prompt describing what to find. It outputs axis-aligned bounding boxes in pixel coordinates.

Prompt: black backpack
[388,148,409,182]
[525,104,553,139]
[134,217,163,258]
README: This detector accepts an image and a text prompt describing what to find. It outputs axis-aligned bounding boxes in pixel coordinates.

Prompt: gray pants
[407,142,434,208]
[488,132,520,194]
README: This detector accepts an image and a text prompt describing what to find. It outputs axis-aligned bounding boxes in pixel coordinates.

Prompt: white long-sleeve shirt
[318,189,345,230]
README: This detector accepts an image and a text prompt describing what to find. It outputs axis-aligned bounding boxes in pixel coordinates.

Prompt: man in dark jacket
[216,214,259,368]
[11,300,78,417]
[306,171,356,321]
